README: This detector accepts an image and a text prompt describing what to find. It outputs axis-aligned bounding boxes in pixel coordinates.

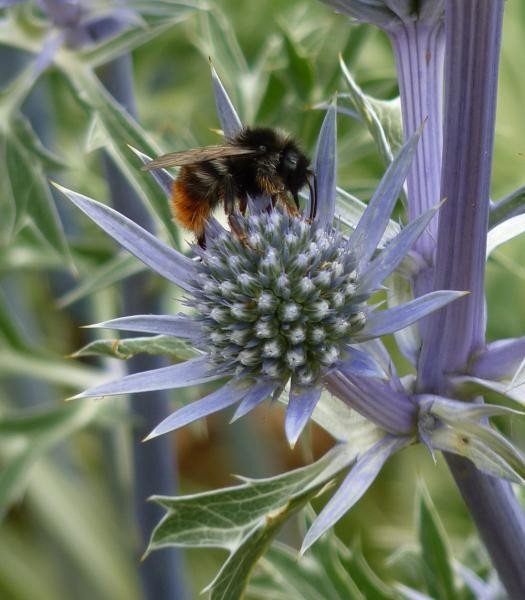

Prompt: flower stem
[419,0,502,383]
[389,20,445,268]
[415,2,525,595]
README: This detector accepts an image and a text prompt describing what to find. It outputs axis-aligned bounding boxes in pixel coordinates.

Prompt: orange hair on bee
[170,178,211,240]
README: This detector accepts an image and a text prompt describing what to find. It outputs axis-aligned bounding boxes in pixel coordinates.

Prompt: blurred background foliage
[0,0,524,598]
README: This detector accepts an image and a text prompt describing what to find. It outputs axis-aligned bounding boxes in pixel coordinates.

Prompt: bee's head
[277,142,311,197]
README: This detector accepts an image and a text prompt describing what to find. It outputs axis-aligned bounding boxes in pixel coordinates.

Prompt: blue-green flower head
[59,68,464,448]
[194,209,366,388]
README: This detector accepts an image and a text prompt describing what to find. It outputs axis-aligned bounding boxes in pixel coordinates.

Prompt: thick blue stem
[389,20,445,267]
[414,2,525,596]
[91,19,188,600]
[418,1,500,383]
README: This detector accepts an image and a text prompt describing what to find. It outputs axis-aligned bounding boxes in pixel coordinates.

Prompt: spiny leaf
[147,444,359,598]
[417,482,456,600]
[72,335,196,361]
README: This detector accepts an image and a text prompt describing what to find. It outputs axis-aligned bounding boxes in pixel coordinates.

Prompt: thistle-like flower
[57,69,464,449]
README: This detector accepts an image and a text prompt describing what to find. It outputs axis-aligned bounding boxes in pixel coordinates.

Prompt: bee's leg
[239,195,248,215]
[222,175,247,244]
[222,174,236,219]
[197,232,206,249]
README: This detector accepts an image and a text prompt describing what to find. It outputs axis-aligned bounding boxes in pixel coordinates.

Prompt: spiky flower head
[194,209,366,388]
[59,68,465,448]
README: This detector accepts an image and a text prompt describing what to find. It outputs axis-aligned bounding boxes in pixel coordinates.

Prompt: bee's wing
[142,145,257,170]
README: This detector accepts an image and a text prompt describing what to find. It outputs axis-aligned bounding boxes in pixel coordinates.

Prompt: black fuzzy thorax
[227,127,310,199]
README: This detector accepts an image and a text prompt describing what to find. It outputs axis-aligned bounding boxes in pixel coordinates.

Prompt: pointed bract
[91,314,202,339]
[129,146,174,197]
[314,101,338,229]
[73,356,223,399]
[231,382,278,421]
[53,183,196,292]
[348,130,421,272]
[285,384,323,447]
[357,205,440,294]
[355,291,467,341]
[301,435,410,552]
[210,64,243,138]
[146,378,252,439]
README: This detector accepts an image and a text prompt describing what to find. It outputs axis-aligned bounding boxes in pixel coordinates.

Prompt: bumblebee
[143,127,316,247]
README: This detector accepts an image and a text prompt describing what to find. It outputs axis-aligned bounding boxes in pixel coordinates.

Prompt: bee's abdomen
[170,164,224,238]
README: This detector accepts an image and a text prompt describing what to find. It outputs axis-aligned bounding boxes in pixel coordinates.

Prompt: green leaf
[10,112,67,170]
[281,29,315,100]
[73,334,196,361]
[339,57,402,167]
[490,185,525,228]
[311,391,385,445]
[417,482,456,600]
[451,374,525,407]
[486,214,525,258]
[61,66,181,248]
[0,286,30,352]
[3,130,72,265]
[57,252,144,307]
[0,401,99,516]
[429,420,525,484]
[250,540,361,600]
[148,444,358,599]
[0,347,106,390]
[196,10,248,82]
[0,134,19,243]
[81,4,204,68]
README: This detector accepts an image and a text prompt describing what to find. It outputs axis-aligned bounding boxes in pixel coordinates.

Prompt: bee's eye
[283,152,299,169]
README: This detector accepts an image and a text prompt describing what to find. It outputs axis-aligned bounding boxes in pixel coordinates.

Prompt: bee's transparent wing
[142,145,257,170]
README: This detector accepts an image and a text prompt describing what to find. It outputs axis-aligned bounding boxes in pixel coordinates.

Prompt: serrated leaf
[148,444,358,598]
[73,334,196,361]
[417,482,456,600]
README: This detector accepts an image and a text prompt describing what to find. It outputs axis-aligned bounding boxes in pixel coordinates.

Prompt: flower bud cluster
[193,210,367,386]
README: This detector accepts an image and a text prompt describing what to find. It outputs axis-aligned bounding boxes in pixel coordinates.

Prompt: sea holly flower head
[193,209,366,389]
[58,68,466,450]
